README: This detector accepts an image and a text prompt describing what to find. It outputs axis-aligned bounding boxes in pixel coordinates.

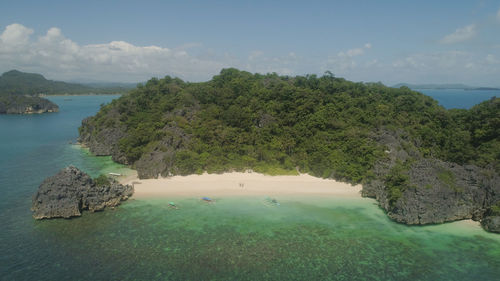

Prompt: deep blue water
[418,89,498,109]
[0,95,499,280]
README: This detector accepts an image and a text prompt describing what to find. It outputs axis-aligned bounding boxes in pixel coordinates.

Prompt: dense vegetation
[80,68,499,184]
[0,70,133,96]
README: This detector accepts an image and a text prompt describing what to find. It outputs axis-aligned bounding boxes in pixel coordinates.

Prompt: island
[0,69,136,114]
[78,68,500,232]
[0,69,134,96]
[0,93,59,114]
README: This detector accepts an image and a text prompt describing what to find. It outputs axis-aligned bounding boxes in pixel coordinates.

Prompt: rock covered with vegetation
[31,166,133,219]
[78,68,499,231]
[0,93,58,114]
[362,130,500,226]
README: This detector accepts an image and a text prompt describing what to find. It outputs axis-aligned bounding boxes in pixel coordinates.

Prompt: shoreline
[119,171,363,199]
[117,170,487,232]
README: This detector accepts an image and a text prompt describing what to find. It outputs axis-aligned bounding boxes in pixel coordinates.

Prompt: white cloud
[1,23,499,86]
[485,54,500,64]
[439,24,476,44]
[0,23,33,44]
[338,43,372,58]
[386,50,500,85]
[324,43,373,74]
[0,23,228,82]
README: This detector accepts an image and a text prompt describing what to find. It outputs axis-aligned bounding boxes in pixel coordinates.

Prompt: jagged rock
[31,166,133,219]
[481,216,500,233]
[79,116,128,164]
[363,130,500,232]
[79,113,191,178]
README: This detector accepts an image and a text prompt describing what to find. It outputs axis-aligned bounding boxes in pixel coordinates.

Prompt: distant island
[78,69,500,233]
[393,83,500,91]
[0,94,58,114]
[0,70,135,114]
[0,70,135,96]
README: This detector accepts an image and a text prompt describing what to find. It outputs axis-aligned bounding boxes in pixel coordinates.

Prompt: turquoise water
[1,95,499,280]
[418,89,498,109]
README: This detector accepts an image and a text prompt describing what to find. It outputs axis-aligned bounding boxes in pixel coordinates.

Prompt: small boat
[108,172,122,176]
[201,197,214,202]
[168,202,178,209]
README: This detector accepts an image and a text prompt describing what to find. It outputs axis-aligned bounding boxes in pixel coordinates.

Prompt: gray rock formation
[79,109,192,178]
[481,216,500,233]
[31,166,133,219]
[79,115,128,164]
[362,130,500,233]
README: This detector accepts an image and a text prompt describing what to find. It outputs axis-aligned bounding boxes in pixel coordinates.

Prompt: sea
[418,88,498,109]
[0,92,499,281]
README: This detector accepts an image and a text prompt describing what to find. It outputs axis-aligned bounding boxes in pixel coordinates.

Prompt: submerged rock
[31,166,133,219]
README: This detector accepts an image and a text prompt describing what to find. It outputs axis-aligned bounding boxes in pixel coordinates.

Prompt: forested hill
[79,68,500,231]
[0,70,132,95]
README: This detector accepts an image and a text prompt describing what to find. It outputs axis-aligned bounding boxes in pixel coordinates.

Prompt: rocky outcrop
[363,130,500,233]
[78,115,129,164]
[388,160,498,224]
[79,109,192,178]
[481,216,500,233]
[0,94,59,114]
[31,166,133,219]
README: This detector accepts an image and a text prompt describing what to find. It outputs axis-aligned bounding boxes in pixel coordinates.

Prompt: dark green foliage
[94,174,111,187]
[81,68,499,184]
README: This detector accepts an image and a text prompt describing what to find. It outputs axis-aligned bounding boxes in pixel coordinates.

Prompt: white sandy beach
[120,171,362,199]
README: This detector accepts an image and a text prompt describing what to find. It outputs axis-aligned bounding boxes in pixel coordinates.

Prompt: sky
[1,0,500,86]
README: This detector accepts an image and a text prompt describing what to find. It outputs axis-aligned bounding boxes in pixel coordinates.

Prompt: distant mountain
[83,82,138,89]
[392,83,473,90]
[0,70,132,95]
[464,87,500,91]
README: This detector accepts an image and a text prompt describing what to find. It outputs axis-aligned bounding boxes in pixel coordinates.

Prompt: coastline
[117,170,491,232]
[119,171,363,199]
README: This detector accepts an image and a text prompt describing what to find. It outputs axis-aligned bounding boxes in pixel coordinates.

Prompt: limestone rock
[31,166,133,219]
[481,216,500,233]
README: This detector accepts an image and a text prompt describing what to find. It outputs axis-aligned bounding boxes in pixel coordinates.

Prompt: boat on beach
[201,197,214,203]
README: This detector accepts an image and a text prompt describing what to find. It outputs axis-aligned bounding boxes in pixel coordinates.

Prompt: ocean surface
[0,94,499,281]
[418,89,499,109]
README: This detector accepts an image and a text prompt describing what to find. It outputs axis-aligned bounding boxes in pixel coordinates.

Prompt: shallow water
[0,95,499,280]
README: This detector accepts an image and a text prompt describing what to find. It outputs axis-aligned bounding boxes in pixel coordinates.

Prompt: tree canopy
[80,68,499,182]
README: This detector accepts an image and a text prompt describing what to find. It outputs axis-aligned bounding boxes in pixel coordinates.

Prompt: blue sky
[1,0,500,86]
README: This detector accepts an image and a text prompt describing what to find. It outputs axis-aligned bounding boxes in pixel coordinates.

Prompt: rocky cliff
[0,94,59,114]
[31,166,133,219]
[362,130,500,232]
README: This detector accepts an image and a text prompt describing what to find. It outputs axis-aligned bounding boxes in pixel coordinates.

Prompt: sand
[119,171,362,199]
